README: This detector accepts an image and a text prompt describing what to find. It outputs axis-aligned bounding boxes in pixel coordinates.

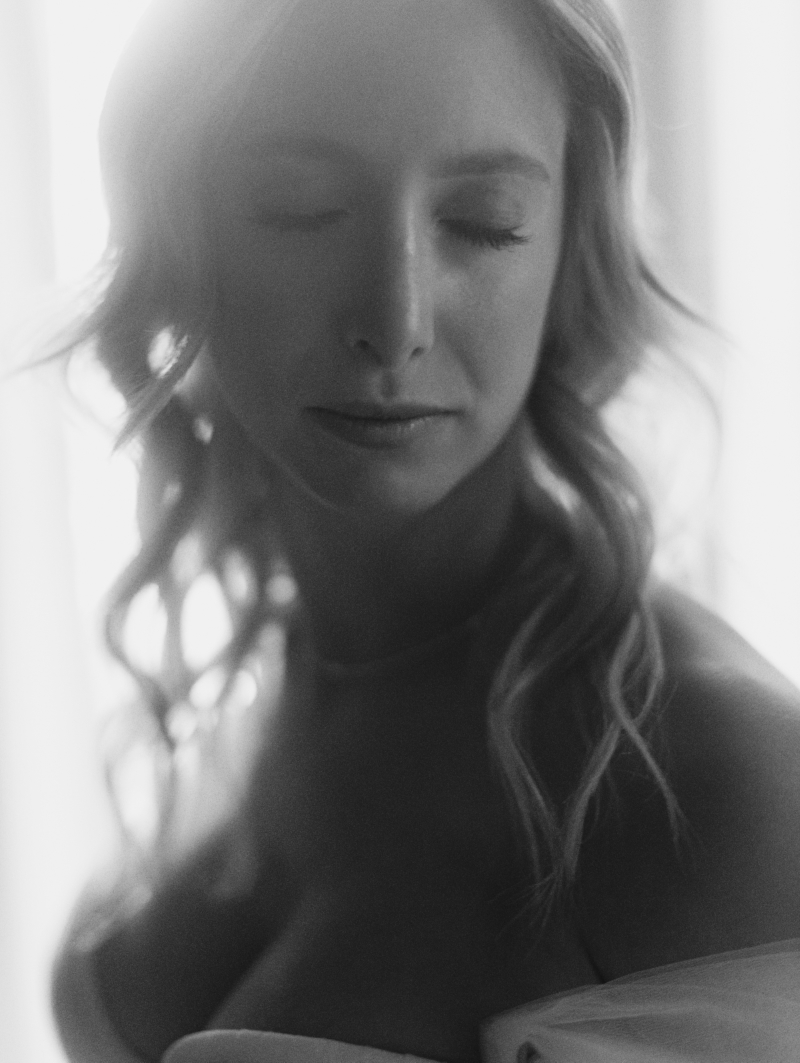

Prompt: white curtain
[618,0,800,684]
[1,3,799,1062]
[0,4,136,1061]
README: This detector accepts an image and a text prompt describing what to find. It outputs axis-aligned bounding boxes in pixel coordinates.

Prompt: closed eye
[442,220,530,251]
[250,210,528,250]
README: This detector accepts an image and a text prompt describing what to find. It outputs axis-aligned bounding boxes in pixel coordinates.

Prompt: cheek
[206,279,299,457]
[209,242,331,414]
[450,251,559,409]
[214,239,319,349]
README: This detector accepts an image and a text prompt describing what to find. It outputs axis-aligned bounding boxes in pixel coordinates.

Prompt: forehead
[223,0,566,173]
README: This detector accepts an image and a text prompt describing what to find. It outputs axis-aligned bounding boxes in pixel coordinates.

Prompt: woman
[51,0,800,1060]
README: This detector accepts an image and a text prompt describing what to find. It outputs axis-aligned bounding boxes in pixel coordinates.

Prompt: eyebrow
[242,135,551,183]
[435,150,551,184]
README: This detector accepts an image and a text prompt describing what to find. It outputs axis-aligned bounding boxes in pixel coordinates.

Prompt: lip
[316,400,456,420]
[306,402,458,450]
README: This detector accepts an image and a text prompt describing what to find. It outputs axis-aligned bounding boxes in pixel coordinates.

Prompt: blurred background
[1,0,799,1059]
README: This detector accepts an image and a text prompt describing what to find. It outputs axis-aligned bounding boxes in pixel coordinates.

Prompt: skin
[579,588,800,977]
[53,1,800,1061]
[205,0,567,664]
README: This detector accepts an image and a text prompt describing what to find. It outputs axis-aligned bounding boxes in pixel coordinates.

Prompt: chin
[283,456,466,524]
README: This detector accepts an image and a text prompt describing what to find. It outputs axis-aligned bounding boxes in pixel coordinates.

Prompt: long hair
[63,0,685,927]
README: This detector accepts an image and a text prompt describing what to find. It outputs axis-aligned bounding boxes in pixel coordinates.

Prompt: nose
[342,207,435,370]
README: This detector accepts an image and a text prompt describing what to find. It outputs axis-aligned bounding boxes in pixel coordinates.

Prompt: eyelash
[442,220,529,251]
[253,212,529,251]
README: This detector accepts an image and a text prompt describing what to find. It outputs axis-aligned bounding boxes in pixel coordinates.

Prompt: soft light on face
[206,0,567,519]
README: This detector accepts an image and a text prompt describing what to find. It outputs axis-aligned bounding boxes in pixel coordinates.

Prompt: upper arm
[98,850,287,1059]
[52,922,146,1063]
[57,831,291,1063]
[669,668,800,941]
[579,590,800,978]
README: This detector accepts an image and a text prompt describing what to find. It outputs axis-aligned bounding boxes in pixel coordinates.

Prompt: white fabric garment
[162,942,800,1063]
[482,940,800,1062]
[163,1031,434,1063]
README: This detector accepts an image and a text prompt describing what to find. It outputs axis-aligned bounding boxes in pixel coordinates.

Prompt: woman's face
[206,0,566,518]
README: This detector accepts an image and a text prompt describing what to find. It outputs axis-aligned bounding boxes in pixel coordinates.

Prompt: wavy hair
[62,0,685,926]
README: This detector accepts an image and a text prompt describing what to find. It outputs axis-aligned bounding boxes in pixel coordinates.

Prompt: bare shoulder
[579,583,800,978]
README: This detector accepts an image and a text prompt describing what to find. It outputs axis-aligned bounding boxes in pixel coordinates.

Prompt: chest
[206,672,600,1060]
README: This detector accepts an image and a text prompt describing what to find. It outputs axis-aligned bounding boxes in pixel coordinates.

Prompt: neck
[266,428,536,667]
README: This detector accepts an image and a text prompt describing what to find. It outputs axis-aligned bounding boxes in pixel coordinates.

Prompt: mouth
[306,402,458,450]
